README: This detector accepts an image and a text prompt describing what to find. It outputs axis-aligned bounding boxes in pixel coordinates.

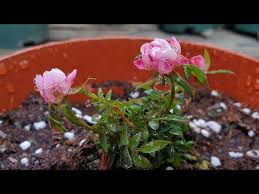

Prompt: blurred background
[0,24,259,58]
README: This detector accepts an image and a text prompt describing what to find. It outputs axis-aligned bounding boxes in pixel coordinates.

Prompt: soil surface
[0,81,258,170]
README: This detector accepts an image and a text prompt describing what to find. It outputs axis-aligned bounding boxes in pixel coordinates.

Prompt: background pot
[0,37,259,114]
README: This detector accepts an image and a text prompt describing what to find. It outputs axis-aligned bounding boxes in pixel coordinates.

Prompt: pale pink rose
[34,68,77,103]
[134,37,188,75]
[189,55,206,71]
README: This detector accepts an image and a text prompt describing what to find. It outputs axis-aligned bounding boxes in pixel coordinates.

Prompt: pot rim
[1,36,258,63]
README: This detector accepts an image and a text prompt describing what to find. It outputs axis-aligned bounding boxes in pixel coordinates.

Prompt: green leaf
[59,104,90,128]
[98,88,104,98]
[121,147,133,169]
[144,89,154,94]
[141,128,149,142]
[148,120,159,130]
[132,154,152,169]
[49,116,67,132]
[171,73,193,97]
[160,115,187,124]
[100,135,109,153]
[129,132,141,151]
[119,126,128,146]
[135,79,156,90]
[175,140,193,150]
[206,69,234,75]
[169,125,183,136]
[189,65,208,87]
[139,140,172,153]
[105,89,112,100]
[204,49,211,70]
[183,65,191,80]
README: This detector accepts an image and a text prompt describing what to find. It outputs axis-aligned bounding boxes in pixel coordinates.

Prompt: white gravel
[76,114,83,118]
[233,102,241,107]
[44,111,49,116]
[228,152,244,158]
[186,115,193,119]
[242,108,251,115]
[211,156,221,167]
[252,112,259,119]
[34,148,43,155]
[189,122,201,134]
[0,130,7,139]
[248,130,256,138]
[33,121,47,130]
[246,149,259,159]
[20,158,29,166]
[219,102,228,110]
[165,166,174,170]
[201,129,210,138]
[83,115,101,125]
[19,141,31,151]
[64,132,75,141]
[211,90,219,97]
[129,91,139,99]
[193,119,207,128]
[72,107,82,116]
[0,120,3,125]
[176,105,181,110]
[24,124,31,131]
[206,121,222,133]
[79,139,87,146]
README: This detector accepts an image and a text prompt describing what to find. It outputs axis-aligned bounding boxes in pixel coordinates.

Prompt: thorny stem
[113,106,138,129]
[165,75,175,114]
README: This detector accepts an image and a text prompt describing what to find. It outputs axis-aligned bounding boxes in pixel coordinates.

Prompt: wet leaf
[204,49,211,70]
[98,88,104,98]
[171,73,193,97]
[189,65,208,87]
[183,65,191,80]
[100,135,109,153]
[132,154,152,169]
[206,69,234,75]
[148,120,159,130]
[119,126,128,146]
[129,132,141,151]
[121,147,133,169]
[105,89,112,100]
[139,140,172,153]
[49,116,67,132]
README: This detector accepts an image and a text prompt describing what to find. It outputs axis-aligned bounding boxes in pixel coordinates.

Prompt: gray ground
[1,24,259,58]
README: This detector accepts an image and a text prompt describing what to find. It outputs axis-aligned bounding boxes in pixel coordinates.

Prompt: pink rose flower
[134,37,188,75]
[34,68,77,103]
[189,55,206,71]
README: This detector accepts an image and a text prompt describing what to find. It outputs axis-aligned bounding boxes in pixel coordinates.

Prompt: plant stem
[165,76,175,114]
[113,106,138,129]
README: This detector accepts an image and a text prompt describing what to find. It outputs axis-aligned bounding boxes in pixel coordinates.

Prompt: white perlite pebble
[129,91,139,99]
[24,124,31,131]
[256,165,259,170]
[211,90,219,97]
[165,166,174,170]
[44,111,49,116]
[169,109,174,113]
[186,115,193,119]
[72,107,82,115]
[246,150,259,159]
[248,130,256,138]
[193,119,207,128]
[233,102,241,107]
[176,105,181,110]
[228,152,244,158]
[211,156,221,167]
[242,108,251,115]
[0,130,7,139]
[79,139,87,147]
[201,129,210,138]
[64,132,75,141]
[20,158,29,166]
[206,121,222,133]
[76,114,83,118]
[83,115,101,125]
[33,121,47,130]
[35,148,43,155]
[189,122,201,134]
[0,120,3,124]
[252,112,259,119]
[219,102,228,110]
[19,141,31,151]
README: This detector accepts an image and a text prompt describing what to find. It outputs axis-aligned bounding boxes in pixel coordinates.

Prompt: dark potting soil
[0,81,258,170]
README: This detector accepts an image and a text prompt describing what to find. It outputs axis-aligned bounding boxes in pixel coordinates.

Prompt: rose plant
[34,37,232,169]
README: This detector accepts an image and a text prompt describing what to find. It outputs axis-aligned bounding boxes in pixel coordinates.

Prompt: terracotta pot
[1,37,259,170]
[0,37,258,112]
